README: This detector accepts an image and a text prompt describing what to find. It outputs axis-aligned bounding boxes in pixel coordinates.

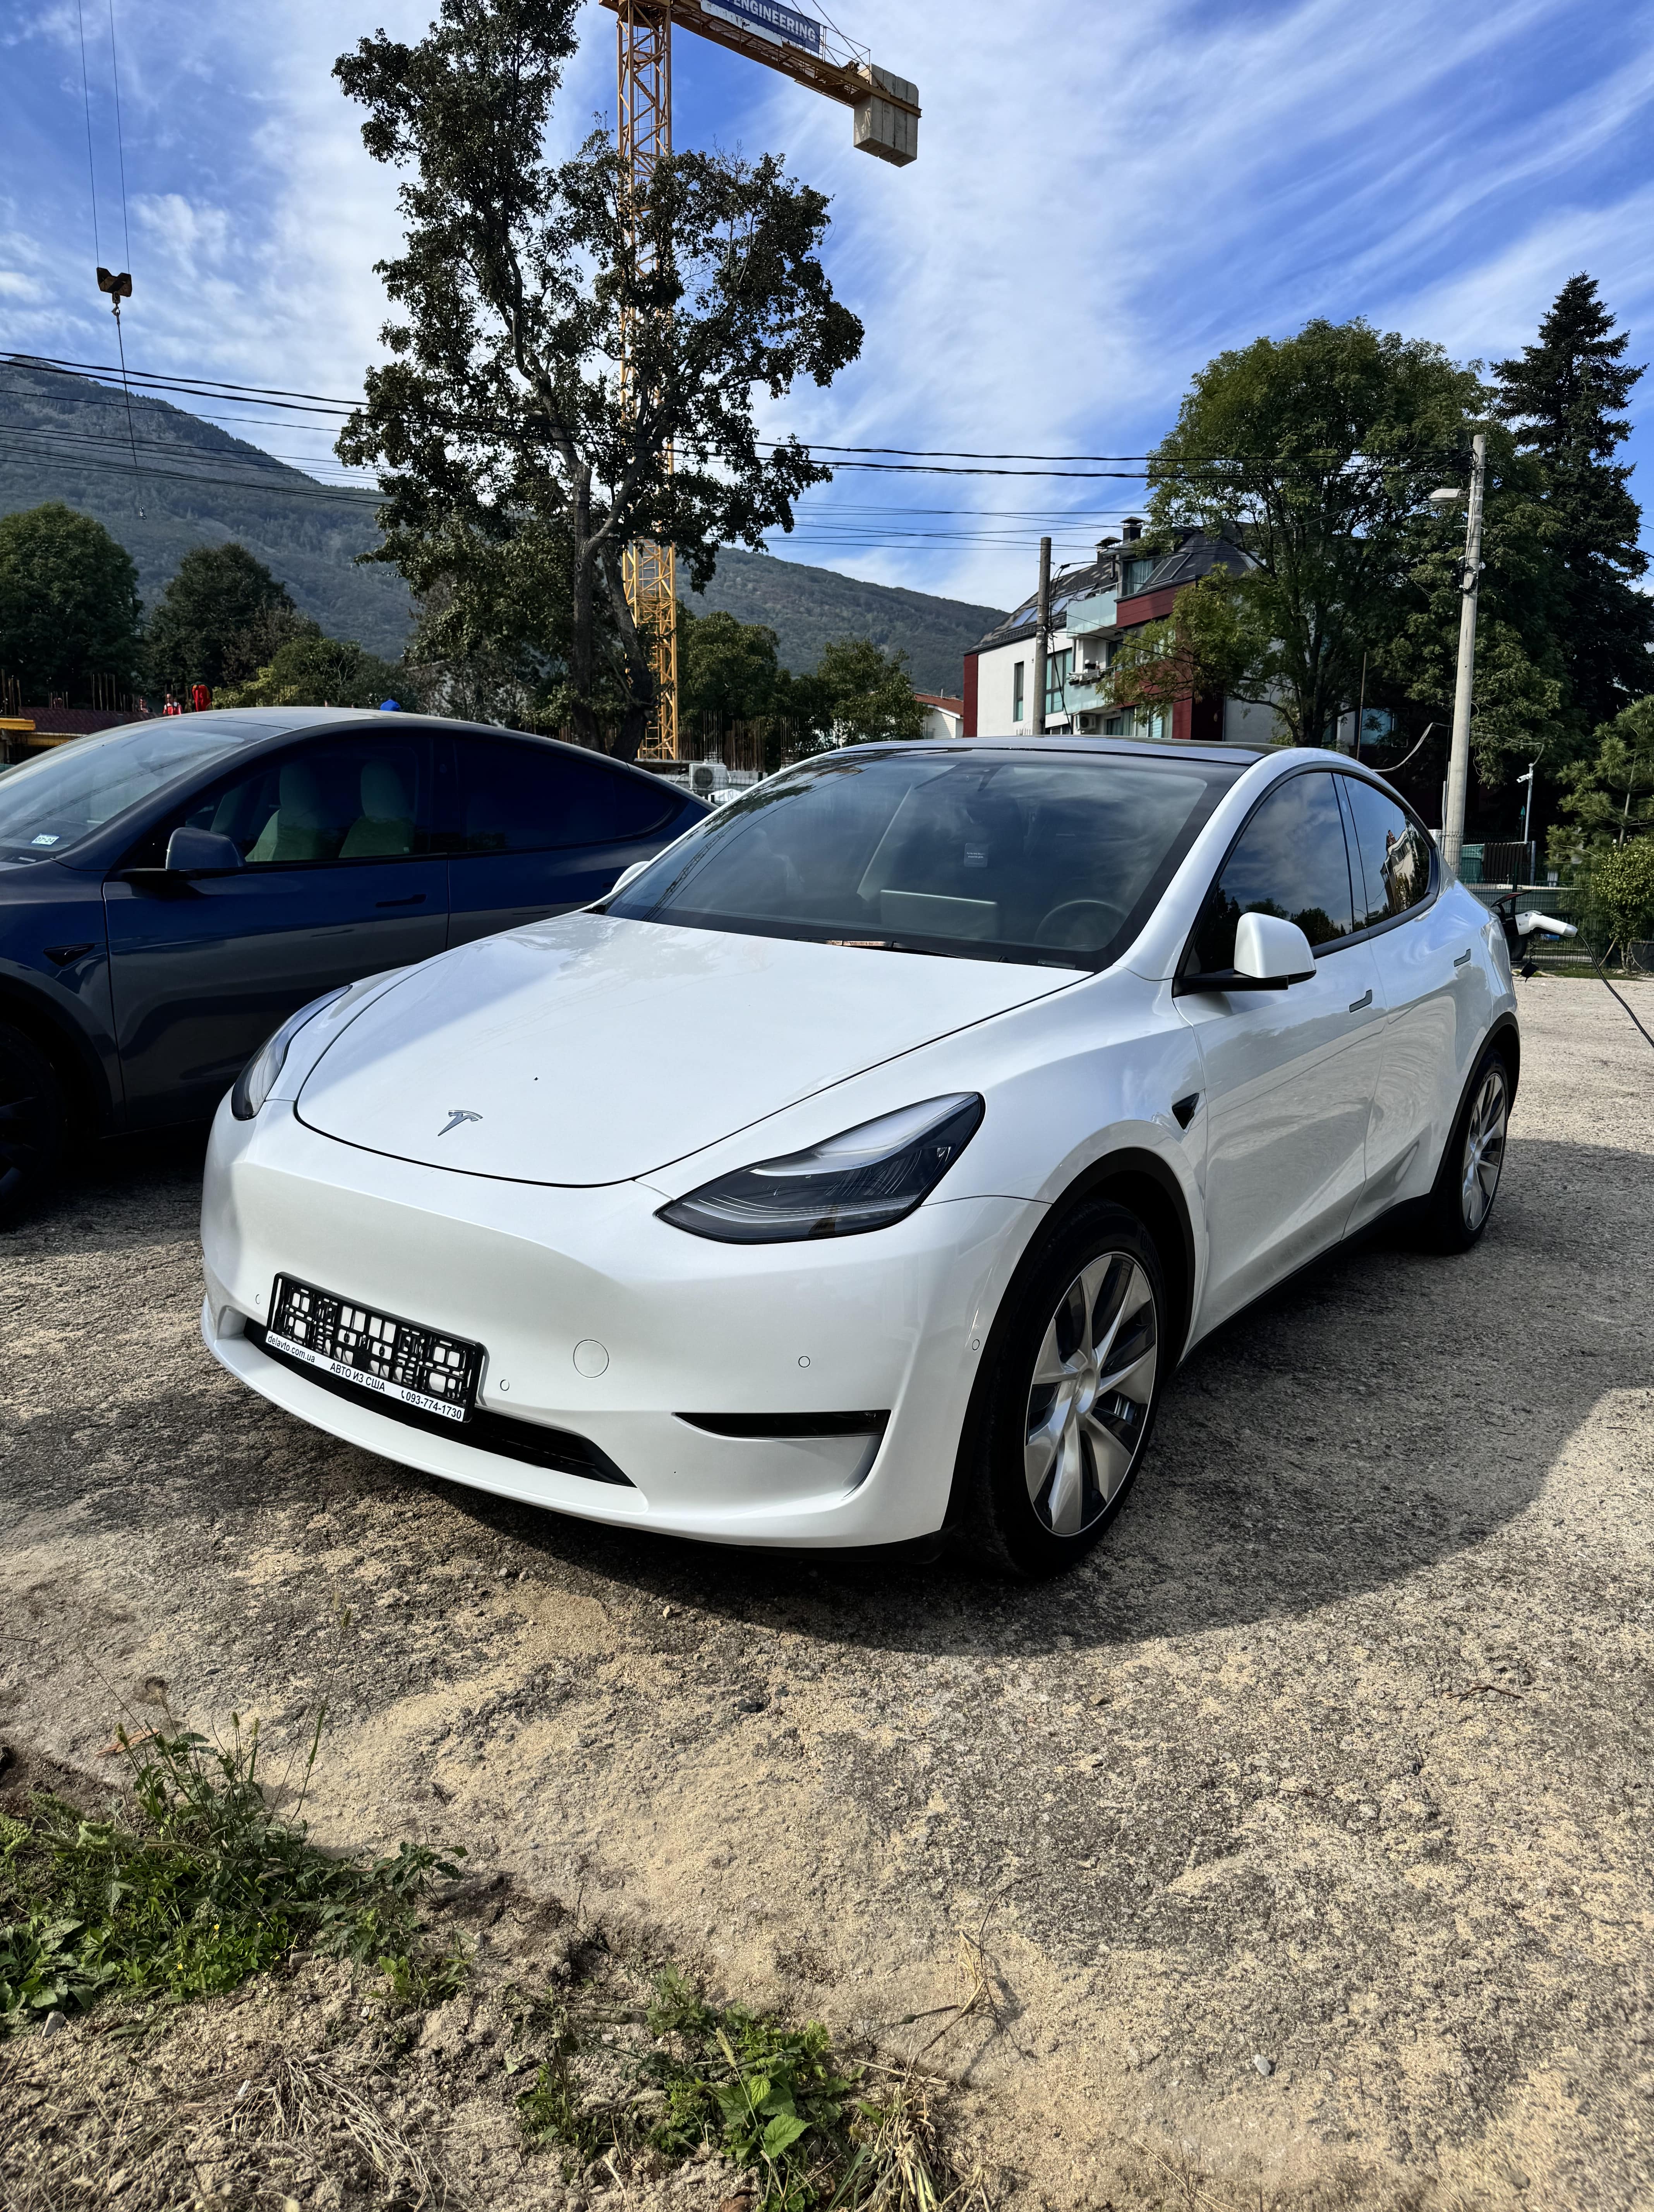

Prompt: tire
[958,1200,1168,1578]
[0,1022,68,1228]
[1419,1041,1511,1254]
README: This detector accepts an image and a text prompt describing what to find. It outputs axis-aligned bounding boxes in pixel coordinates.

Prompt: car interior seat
[341,760,415,858]
[247,762,334,864]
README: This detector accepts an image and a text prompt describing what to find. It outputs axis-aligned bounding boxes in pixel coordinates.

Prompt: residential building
[962,519,1278,745]
[914,691,965,741]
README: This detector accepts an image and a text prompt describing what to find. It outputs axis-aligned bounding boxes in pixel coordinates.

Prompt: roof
[915,693,964,712]
[970,528,1255,654]
[847,734,1264,768]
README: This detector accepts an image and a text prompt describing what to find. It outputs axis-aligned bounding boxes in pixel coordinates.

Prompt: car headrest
[360,760,408,822]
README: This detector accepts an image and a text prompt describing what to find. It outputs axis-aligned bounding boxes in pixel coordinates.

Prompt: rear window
[606,749,1239,969]
[455,738,680,852]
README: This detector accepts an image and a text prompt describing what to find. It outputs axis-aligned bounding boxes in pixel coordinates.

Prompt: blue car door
[105,727,449,1127]
[444,733,691,947]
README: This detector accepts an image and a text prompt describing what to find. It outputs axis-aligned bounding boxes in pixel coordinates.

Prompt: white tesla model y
[201,738,1517,1575]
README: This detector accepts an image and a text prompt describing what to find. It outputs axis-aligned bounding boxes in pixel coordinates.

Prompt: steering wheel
[1034,898,1128,951]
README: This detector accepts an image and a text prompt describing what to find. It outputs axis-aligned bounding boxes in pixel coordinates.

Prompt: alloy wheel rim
[0,1089,40,1204]
[1460,1066,1508,1233]
[1024,1252,1158,1537]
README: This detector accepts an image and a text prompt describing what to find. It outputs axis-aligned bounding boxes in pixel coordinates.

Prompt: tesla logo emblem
[438,1109,483,1137]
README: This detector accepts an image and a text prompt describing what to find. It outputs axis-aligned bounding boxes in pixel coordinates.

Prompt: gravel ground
[3,976,1652,2210]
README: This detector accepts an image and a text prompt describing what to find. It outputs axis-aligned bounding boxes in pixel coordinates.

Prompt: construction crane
[602,0,920,761]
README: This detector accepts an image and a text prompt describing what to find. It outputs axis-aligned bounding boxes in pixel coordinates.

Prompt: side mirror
[165,826,244,877]
[1180,909,1318,995]
[1233,910,1316,985]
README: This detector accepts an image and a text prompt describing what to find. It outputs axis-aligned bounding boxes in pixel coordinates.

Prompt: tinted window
[607,751,1235,969]
[1191,770,1355,972]
[456,739,677,852]
[158,734,435,866]
[1339,775,1434,928]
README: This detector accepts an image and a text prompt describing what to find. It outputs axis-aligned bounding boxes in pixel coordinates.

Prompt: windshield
[0,716,272,865]
[606,749,1237,968]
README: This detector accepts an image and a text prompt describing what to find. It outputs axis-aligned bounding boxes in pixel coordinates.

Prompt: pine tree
[1493,275,1654,746]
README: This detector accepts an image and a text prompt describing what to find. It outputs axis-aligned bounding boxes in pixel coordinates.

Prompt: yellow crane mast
[604,0,920,761]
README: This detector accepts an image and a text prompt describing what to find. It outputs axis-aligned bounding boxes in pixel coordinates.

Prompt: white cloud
[5,0,1650,613]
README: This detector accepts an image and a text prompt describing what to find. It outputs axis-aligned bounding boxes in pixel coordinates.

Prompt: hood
[295,912,1077,1185]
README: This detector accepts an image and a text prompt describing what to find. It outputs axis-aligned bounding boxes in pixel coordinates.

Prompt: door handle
[1453,948,1472,967]
[1347,988,1373,1012]
[375,892,428,909]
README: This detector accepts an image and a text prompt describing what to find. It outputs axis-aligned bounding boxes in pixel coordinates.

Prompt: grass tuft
[0,1719,464,2033]
[513,1961,980,2211]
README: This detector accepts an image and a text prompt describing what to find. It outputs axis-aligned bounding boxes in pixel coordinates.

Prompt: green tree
[0,502,141,699]
[143,542,311,696]
[1376,443,1566,780]
[679,605,782,738]
[1493,275,1654,745]
[333,0,862,761]
[1553,694,1654,856]
[1141,319,1496,747]
[1573,838,1654,963]
[814,636,926,744]
[218,634,409,710]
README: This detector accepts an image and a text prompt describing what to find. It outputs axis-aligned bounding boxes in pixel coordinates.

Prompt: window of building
[1123,556,1156,596]
[1012,661,1025,722]
[1045,649,1072,719]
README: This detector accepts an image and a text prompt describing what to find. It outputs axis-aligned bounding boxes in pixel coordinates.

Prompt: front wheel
[0,1022,67,1228]
[957,1200,1167,1578]
[1420,1043,1510,1254]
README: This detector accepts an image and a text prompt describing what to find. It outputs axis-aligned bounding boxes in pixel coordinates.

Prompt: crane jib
[703,0,823,53]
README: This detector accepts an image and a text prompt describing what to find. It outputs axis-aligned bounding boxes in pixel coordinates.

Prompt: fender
[0,970,119,1135]
[940,1138,1200,1532]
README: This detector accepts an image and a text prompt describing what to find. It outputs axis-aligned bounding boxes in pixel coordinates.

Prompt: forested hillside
[0,361,1002,694]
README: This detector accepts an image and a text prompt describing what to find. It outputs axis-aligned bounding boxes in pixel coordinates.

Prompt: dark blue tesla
[0,708,706,1221]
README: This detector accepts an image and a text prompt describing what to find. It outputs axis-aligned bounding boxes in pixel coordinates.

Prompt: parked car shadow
[415,1130,1651,1656]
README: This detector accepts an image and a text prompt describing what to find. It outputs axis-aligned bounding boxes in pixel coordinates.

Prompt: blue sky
[3,0,1652,615]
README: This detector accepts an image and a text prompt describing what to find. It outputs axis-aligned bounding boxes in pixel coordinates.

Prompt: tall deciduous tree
[334,0,862,760]
[1136,320,1503,747]
[1493,276,1654,744]
[143,542,310,694]
[813,636,925,744]
[0,503,141,700]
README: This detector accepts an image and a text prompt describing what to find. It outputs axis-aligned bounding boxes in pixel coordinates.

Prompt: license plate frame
[265,1275,482,1424]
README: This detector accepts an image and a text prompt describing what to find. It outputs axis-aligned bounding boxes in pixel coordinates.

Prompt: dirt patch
[3,978,1654,2207]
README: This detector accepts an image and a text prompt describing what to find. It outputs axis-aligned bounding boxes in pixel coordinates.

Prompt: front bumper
[201,1100,1039,1546]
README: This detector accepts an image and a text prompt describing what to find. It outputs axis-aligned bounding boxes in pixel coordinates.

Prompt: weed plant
[515,1963,970,2212]
[0,1721,463,2032]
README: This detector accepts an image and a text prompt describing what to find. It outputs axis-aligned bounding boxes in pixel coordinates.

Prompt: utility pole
[1032,535,1052,737]
[1437,431,1486,875]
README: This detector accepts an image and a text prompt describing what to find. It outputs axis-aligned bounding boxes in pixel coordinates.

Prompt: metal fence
[1458,841,1537,888]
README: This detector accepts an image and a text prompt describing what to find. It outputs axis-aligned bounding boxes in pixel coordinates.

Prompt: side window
[1191,771,1356,972]
[168,735,434,866]
[1339,775,1434,929]
[455,738,678,853]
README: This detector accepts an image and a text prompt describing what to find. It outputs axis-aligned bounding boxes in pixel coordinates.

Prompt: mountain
[686,550,1002,696]
[0,359,412,658]
[0,361,1004,693]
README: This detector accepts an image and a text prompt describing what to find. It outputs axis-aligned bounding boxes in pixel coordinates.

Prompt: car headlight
[657,1094,984,1243]
[230,988,349,1121]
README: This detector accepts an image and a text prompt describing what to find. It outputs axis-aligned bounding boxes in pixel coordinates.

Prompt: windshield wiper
[825,937,950,957]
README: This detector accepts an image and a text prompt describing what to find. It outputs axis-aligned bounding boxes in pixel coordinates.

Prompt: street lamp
[1432,433,1486,876]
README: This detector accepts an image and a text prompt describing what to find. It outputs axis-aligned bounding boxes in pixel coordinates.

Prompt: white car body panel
[199,743,1518,1548]
[1178,938,1385,1330]
[1352,880,1503,1230]
[293,915,1079,1184]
